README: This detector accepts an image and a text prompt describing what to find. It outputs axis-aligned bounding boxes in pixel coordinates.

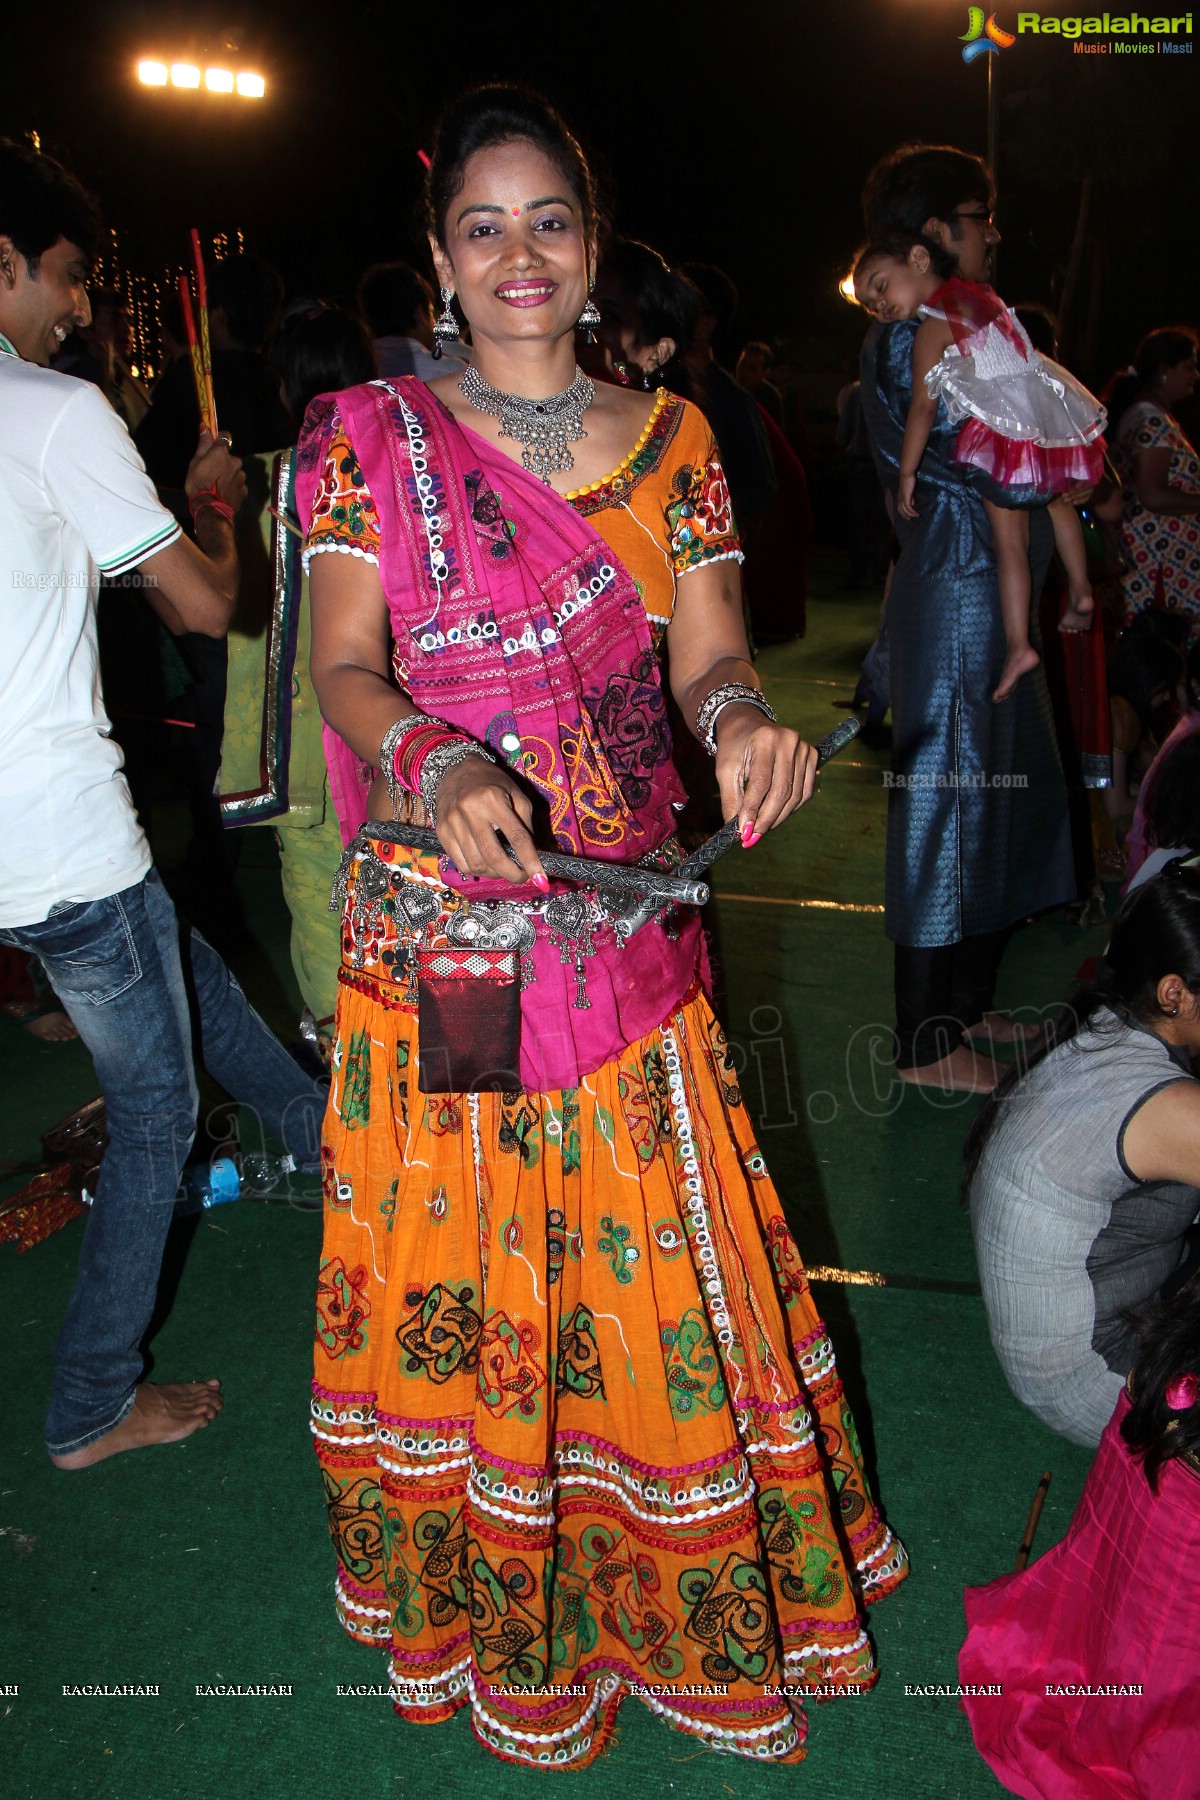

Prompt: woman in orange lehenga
[300,87,907,1770]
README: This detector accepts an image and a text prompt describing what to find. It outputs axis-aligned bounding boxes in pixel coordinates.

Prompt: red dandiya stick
[177,275,214,438]
[111,709,197,729]
[189,228,219,437]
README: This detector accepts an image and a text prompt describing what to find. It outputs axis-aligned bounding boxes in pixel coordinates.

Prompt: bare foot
[23,1009,79,1043]
[1059,591,1095,634]
[50,1380,223,1469]
[963,1011,1044,1046]
[993,644,1040,703]
[897,1045,1000,1095]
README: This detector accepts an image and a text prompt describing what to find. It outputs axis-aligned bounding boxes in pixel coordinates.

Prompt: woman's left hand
[714,708,817,845]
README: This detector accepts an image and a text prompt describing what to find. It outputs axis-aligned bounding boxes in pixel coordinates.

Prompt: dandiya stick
[268,505,304,540]
[190,228,218,436]
[177,275,212,436]
[1013,1470,1052,1572]
[111,709,197,729]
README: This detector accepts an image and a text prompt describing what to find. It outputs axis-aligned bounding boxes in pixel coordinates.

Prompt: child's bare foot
[49,1380,223,1469]
[993,645,1040,702]
[1059,591,1095,633]
[23,1009,78,1042]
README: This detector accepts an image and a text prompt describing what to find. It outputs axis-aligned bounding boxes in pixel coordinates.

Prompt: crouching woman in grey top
[966,865,1200,1447]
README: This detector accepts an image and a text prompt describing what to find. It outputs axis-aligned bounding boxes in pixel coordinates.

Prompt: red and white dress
[921,279,1106,492]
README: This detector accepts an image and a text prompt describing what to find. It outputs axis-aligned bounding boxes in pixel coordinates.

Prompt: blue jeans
[0,869,325,1454]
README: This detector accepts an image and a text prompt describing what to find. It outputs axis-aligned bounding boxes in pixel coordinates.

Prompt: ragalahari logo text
[961,8,1018,56]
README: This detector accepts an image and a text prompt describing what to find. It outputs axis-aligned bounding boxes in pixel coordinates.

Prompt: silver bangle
[419,738,497,823]
[379,713,441,815]
[695,682,777,757]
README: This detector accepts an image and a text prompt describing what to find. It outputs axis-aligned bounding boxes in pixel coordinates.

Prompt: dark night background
[3,0,1197,393]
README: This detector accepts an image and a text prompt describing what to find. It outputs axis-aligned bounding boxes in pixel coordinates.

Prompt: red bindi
[511,206,521,217]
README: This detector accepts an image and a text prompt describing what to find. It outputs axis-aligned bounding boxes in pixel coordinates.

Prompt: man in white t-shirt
[0,139,326,1469]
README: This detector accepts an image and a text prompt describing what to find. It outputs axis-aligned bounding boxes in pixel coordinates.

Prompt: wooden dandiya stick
[268,505,304,540]
[177,275,216,440]
[1013,1471,1052,1572]
[189,228,219,437]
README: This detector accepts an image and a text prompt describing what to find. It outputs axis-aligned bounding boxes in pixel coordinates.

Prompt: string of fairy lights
[92,227,245,384]
[88,53,263,379]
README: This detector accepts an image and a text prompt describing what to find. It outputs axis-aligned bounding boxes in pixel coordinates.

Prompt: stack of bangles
[189,486,236,526]
[379,713,496,823]
[695,681,777,757]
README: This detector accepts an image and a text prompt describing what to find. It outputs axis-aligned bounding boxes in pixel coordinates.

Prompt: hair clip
[1165,1373,1198,1411]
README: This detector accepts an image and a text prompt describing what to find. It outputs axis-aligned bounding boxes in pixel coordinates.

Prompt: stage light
[136,57,268,100]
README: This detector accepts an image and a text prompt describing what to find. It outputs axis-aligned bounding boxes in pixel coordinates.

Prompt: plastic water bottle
[176,1152,297,1214]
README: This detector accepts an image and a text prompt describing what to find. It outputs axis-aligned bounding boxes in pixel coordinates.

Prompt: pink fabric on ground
[959,1391,1200,1799]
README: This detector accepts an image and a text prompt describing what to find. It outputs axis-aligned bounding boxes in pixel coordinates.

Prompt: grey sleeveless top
[973,1008,1199,1372]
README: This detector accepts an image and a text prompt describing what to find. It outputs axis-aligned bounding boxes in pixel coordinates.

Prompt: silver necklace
[459,364,595,485]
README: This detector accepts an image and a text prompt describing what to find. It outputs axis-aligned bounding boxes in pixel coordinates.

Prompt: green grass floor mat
[0,552,1111,1797]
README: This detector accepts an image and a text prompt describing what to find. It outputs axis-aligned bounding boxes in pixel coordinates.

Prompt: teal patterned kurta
[860,319,1075,947]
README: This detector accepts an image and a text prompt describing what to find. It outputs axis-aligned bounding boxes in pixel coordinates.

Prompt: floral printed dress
[1114,401,1200,623]
[308,388,908,1769]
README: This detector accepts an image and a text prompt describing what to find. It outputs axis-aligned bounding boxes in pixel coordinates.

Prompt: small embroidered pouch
[415,946,521,1094]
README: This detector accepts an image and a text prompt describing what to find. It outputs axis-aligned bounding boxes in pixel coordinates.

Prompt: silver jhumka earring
[431,286,460,360]
[576,284,601,343]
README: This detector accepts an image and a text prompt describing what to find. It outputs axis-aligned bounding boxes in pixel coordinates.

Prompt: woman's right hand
[433,758,548,888]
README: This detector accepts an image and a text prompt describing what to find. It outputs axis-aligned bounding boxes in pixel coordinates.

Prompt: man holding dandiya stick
[0,139,326,1468]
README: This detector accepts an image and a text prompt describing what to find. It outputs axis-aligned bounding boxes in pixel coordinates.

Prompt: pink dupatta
[295,377,702,1090]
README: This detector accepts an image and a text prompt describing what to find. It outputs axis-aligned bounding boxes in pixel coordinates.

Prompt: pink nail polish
[532,872,550,893]
[741,821,761,849]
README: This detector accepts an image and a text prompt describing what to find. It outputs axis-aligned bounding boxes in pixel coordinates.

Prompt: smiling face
[853,249,938,323]
[429,139,592,353]
[0,234,92,366]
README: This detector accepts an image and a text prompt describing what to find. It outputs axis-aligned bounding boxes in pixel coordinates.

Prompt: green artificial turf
[0,552,1106,1798]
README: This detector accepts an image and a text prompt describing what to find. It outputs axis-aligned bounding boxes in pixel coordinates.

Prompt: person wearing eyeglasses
[855,146,1077,1095]
[852,233,1105,705]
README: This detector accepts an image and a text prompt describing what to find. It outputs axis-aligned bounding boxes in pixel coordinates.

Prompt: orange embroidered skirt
[313,846,908,1769]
